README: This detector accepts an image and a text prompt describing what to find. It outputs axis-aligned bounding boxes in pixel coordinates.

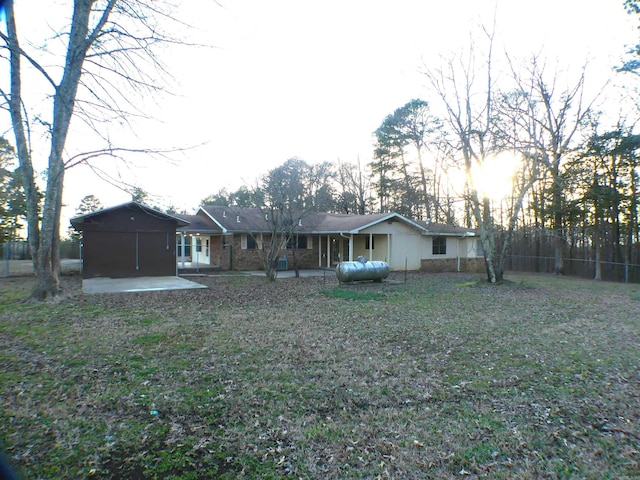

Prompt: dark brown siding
[82,231,176,278]
[77,204,179,278]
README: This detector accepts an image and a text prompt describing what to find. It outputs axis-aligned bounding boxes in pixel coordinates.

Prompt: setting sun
[470,152,520,201]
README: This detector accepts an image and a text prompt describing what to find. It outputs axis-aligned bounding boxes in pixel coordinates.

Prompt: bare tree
[336,157,370,215]
[259,159,318,280]
[425,29,538,283]
[506,56,595,275]
[1,0,177,299]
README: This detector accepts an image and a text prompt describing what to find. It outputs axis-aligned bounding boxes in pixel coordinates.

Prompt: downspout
[340,232,352,262]
[135,231,140,271]
[387,232,391,265]
[456,233,471,272]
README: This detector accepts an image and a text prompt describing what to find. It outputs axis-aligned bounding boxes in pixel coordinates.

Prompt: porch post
[180,233,186,268]
[369,233,373,261]
[318,235,322,267]
[387,233,391,265]
[326,235,331,268]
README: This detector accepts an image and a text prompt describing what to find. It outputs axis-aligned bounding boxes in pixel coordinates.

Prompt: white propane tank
[335,258,390,282]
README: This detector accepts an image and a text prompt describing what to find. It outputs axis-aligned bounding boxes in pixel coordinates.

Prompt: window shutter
[241,235,247,250]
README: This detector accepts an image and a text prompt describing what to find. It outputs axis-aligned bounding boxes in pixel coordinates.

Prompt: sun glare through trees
[470,153,520,202]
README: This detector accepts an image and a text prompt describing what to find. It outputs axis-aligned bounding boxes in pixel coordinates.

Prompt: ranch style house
[176,205,485,273]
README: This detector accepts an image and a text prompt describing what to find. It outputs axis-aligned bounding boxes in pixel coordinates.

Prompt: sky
[4,0,639,231]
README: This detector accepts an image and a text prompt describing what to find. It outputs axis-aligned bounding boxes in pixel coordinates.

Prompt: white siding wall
[360,222,423,270]
[389,232,422,270]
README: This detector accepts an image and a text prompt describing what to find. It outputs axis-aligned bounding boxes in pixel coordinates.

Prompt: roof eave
[70,201,190,227]
[351,213,429,233]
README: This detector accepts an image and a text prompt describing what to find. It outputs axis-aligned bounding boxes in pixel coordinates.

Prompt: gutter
[456,231,475,272]
[339,232,353,262]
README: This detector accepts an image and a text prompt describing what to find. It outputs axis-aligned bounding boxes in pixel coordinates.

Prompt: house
[176,206,484,273]
[70,201,189,279]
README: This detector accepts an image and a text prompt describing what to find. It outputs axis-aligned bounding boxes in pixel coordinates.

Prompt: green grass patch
[320,286,387,301]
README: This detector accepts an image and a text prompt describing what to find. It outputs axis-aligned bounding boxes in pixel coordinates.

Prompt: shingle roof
[310,212,391,232]
[416,220,477,236]
[181,206,476,236]
[70,201,189,228]
[175,213,223,233]
[310,212,429,233]
[199,205,273,233]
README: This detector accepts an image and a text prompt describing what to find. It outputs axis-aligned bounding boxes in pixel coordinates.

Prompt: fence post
[2,242,8,277]
[625,259,629,283]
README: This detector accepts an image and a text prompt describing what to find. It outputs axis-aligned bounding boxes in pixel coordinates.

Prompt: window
[195,237,202,253]
[476,239,483,256]
[177,236,192,257]
[246,235,257,250]
[287,235,307,249]
[432,236,446,255]
[365,236,375,250]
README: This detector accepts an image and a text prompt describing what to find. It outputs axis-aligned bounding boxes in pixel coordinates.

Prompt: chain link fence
[1,241,81,277]
[506,254,640,283]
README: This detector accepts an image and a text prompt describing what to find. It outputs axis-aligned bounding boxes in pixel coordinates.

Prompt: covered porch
[176,232,232,270]
[314,232,392,268]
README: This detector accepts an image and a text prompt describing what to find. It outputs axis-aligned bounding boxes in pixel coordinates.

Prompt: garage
[70,202,189,279]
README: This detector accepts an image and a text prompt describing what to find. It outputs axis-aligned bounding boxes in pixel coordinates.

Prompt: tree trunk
[628,166,637,271]
[264,248,277,282]
[416,148,431,220]
[6,0,96,299]
[399,152,414,217]
[33,163,65,299]
[475,198,503,283]
[481,232,502,283]
[291,247,300,278]
[593,239,602,280]
[593,221,602,281]
[552,167,565,275]
[5,3,40,270]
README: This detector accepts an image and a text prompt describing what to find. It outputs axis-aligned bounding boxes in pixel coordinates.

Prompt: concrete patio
[82,276,208,294]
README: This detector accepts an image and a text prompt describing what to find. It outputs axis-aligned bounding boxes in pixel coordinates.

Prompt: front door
[193,236,211,265]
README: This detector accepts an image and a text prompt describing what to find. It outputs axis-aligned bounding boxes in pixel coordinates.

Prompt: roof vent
[265,213,269,221]
[222,210,226,218]
[298,219,302,226]
[236,215,240,223]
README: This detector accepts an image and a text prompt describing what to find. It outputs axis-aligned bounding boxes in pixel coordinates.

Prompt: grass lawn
[1,271,639,479]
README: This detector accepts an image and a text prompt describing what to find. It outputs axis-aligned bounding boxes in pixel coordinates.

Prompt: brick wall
[231,235,264,270]
[228,234,322,271]
[420,257,485,273]
[281,244,320,270]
